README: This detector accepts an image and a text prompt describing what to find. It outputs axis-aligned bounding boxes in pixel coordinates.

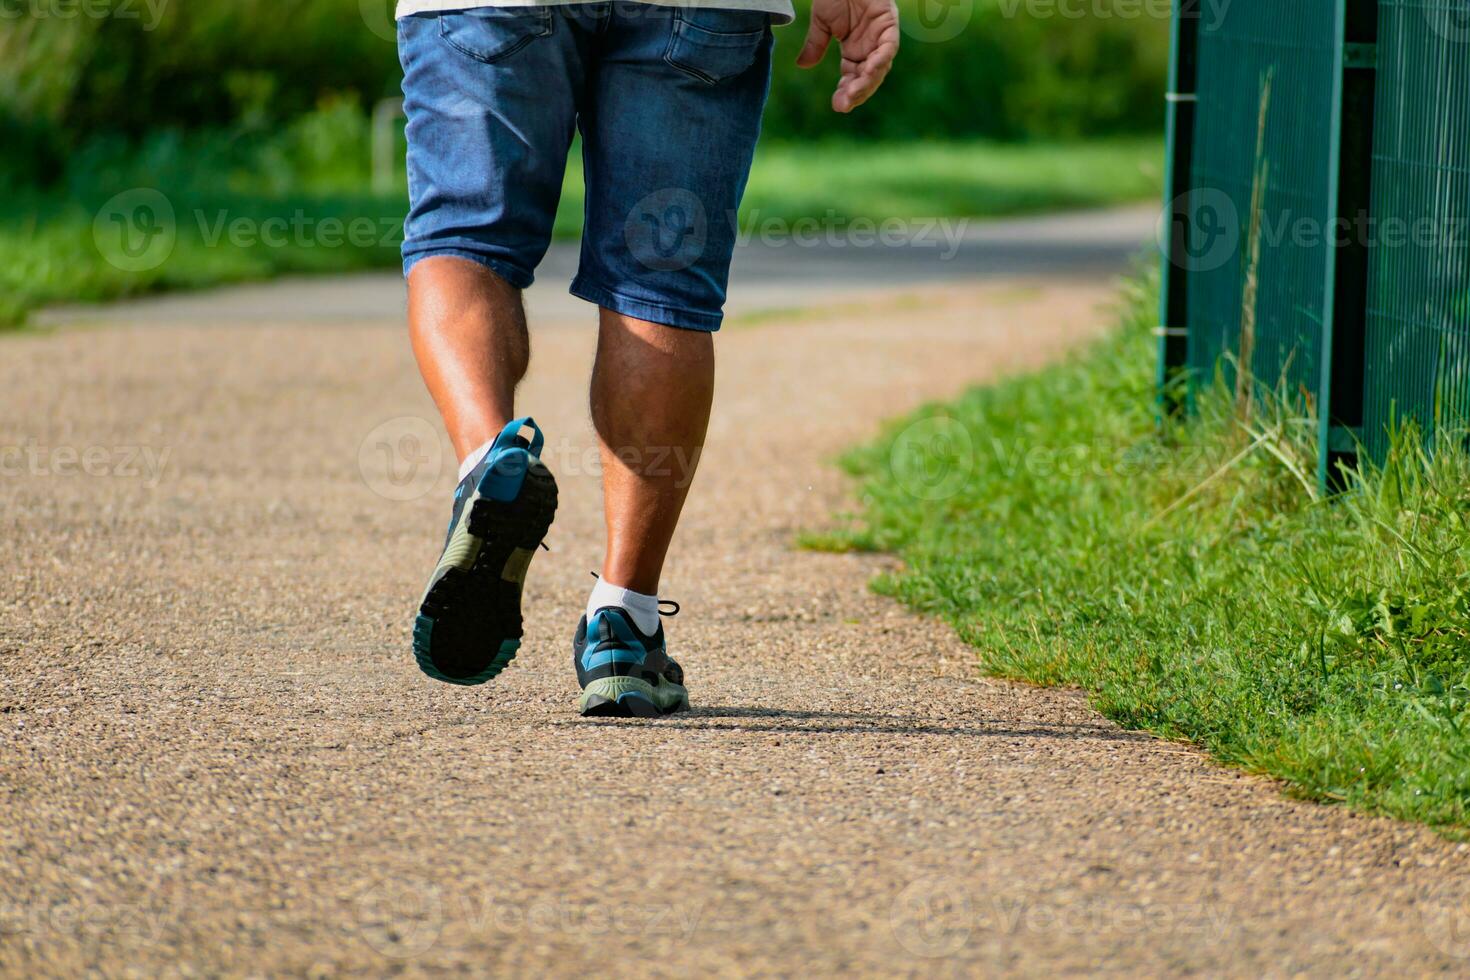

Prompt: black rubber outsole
[578,693,688,719]
[414,461,558,685]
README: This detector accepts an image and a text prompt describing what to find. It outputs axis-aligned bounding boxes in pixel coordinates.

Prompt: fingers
[797,15,833,69]
[833,67,886,113]
[833,71,876,113]
[803,0,899,111]
[832,39,897,113]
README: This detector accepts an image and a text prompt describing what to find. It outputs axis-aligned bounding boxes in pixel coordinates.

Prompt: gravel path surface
[4,276,1470,976]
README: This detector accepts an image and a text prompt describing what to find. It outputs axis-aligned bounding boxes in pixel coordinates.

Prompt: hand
[796,0,900,113]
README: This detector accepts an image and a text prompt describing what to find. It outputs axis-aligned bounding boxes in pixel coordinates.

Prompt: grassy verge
[0,188,400,326]
[809,275,1470,831]
[1,136,1160,327]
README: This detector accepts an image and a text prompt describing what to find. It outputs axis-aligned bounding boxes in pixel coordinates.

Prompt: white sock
[457,437,497,483]
[587,578,660,635]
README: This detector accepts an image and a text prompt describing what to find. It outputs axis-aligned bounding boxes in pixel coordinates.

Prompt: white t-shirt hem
[396,0,796,27]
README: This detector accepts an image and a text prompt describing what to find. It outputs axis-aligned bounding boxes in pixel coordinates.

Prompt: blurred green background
[0,0,1169,322]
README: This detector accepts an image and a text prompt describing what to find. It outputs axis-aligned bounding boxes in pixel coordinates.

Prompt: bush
[1,0,1168,174]
[770,0,1170,141]
[0,1,400,153]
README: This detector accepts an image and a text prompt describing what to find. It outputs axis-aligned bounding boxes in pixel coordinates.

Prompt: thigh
[572,6,774,331]
[398,9,585,286]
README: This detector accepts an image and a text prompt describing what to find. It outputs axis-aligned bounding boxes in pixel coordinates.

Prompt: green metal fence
[1363,0,1470,461]
[1158,0,1470,487]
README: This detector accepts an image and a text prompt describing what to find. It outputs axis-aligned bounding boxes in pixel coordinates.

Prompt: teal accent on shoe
[571,608,688,717]
[413,417,556,686]
[480,417,543,503]
[414,621,520,686]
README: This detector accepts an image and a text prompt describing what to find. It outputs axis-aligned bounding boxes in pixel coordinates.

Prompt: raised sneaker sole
[414,460,557,686]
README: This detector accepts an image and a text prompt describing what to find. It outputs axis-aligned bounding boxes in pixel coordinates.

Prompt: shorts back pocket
[439,8,554,64]
[664,9,770,85]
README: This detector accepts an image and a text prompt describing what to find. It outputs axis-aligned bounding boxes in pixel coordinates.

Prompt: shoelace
[589,571,680,618]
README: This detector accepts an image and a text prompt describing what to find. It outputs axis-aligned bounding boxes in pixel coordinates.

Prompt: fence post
[1317,0,1380,491]
[1157,0,1201,419]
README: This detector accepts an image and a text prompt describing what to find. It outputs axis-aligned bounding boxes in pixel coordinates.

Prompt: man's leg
[572,308,708,717]
[406,255,556,686]
[408,257,529,464]
[591,309,715,597]
[568,7,772,716]
[397,8,581,685]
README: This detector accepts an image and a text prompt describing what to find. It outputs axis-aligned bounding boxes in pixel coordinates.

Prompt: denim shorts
[397,4,775,331]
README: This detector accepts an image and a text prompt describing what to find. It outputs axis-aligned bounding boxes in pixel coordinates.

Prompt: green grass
[1,188,402,325]
[559,136,1163,236]
[811,274,1470,831]
[1,135,1161,327]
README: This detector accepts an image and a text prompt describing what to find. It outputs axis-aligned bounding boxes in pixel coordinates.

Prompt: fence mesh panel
[1362,1,1470,457]
[1186,1,1340,405]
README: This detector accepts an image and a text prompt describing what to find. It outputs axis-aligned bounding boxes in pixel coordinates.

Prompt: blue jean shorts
[397,4,775,331]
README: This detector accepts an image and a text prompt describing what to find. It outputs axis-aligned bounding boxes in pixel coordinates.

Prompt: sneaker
[572,604,689,717]
[413,417,557,685]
